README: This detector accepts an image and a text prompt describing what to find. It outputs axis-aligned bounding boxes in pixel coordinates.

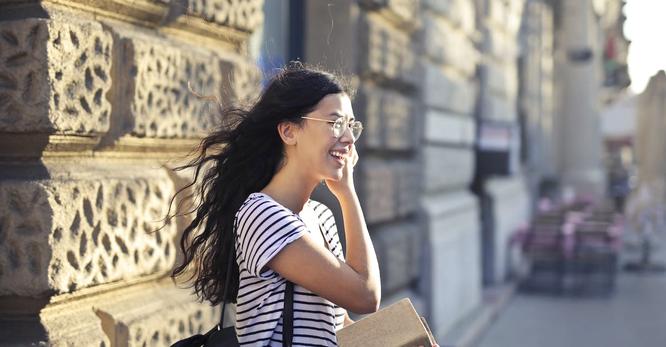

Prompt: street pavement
[477,229,666,347]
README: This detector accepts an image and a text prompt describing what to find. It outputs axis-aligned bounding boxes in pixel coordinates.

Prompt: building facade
[0,0,629,345]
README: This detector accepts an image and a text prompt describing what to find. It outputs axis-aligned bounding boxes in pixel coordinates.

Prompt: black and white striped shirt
[234,192,346,346]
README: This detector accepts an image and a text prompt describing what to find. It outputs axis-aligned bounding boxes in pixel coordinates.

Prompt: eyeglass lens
[333,118,363,139]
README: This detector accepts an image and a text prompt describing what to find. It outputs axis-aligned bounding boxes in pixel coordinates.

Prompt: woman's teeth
[330,151,345,160]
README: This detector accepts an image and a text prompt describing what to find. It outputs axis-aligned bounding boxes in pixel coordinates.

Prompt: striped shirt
[234,192,346,346]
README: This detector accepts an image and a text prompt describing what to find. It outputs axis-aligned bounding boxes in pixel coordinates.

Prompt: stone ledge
[0,278,218,346]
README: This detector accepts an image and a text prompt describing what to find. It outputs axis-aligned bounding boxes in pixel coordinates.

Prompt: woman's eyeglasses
[301,116,363,140]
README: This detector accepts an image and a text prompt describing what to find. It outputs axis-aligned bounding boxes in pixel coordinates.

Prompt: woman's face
[295,93,356,182]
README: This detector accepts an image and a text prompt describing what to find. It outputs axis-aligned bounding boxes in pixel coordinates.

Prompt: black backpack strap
[283,281,294,347]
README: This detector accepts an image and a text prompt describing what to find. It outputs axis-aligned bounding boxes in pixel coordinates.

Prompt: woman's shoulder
[237,192,292,218]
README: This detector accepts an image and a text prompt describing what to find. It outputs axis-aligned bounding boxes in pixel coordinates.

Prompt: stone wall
[520,0,555,206]
[304,0,428,326]
[0,0,261,345]
[419,0,482,337]
[304,0,504,339]
[475,0,531,286]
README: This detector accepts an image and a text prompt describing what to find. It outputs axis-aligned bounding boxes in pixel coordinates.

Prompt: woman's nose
[339,124,355,143]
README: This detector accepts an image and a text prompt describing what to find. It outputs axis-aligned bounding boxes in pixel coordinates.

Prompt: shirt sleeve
[235,197,307,279]
[310,200,345,260]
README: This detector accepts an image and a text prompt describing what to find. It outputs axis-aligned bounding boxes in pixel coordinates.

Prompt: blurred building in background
[0,0,630,345]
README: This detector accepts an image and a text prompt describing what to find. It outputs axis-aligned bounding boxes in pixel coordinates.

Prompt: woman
[171,62,381,346]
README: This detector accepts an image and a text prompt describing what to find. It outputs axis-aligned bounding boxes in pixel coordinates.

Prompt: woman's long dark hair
[169,62,353,305]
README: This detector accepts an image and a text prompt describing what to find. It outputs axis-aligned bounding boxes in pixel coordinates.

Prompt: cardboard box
[336,298,436,347]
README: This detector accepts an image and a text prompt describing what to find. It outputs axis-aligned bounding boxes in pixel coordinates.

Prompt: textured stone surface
[360,0,421,28]
[423,14,477,76]
[422,145,474,193]
[394,161,419,216]
[360,159,396,224]
[423,63,477,114]
[423,110,475,146]
[479,91,517,122]
[120,37,220,138]
[187,0,264,32]
[421,190,481,337]
[357,85,415,151]
[95,284,220,346]
[361,159,419,223]
[20,280,219,346]
[360,13,418,86]
[0,18,112,134]
[486,61,518,98]
[422,0,475,34]
[485,27,519,60]
[371,221,420,294]
[110,31,258,139]
[488,0,523,35]
[0,166,177,296]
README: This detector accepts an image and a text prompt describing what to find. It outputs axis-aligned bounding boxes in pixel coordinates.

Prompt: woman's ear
[277,121,298,146]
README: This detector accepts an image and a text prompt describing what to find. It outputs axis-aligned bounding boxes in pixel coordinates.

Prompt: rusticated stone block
[360,159,396,224]
[423,14,477,76]
[357,85,415,151]
[422,0,452,16]
[187,0,264,32]
[423,109,475,146]
[484,27,519,60]
[356,86,382,149]
[111,30,258,139]
[479,92,517,122]
[422,145,474,193]
[423,0,475,34]
[360,13,417,86]
[488,0,524,35]
[485,176,529,283]
[95,284,220,346]
[485,61,518,99]
[0,166,177,296]
[0,18,112,134]
[393,161,419,216]
[370,221,419,294]
[421,190,481,335]
[422,63,477,115]
[360,0,421,28]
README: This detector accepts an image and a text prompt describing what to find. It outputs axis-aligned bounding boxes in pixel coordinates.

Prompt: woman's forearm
[337,189,381,308]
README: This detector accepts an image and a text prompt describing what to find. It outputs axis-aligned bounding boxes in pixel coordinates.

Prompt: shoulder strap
[282,281,294,347]
[219,229,295,346]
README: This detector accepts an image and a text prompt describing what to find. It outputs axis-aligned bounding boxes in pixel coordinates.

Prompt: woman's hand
[325,144,359,198]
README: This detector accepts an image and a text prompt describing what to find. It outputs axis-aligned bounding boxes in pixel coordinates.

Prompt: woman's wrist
[332,185,357,202]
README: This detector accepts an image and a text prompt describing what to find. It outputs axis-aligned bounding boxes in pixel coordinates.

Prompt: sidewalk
[476,230,666,347]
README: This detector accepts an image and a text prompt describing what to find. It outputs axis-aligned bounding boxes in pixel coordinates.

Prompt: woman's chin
[325,169,343,182]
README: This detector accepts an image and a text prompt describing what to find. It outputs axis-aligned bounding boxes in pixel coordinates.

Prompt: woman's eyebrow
[328,112,355,121]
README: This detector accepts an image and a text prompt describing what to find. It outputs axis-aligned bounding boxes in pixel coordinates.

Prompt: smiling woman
[168,61,380,347]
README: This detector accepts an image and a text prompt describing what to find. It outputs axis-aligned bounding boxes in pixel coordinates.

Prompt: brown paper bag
[336,298,436,347]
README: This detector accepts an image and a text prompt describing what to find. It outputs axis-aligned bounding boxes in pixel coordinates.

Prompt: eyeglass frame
[300,116,363,140]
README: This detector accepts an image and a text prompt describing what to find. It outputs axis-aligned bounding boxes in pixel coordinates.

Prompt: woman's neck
[260,164,319,214]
